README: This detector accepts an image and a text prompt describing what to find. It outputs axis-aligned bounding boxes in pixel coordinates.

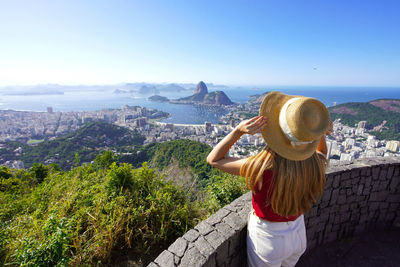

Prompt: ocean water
[0,86,399,124]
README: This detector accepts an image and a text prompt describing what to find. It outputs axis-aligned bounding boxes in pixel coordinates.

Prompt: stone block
[387,194,400,203]
[325,231,337,243]
[330,189,339,205]
[379,202,389,209]
[365,176,372,189]
[203,254,216,267]
[179,247,206,267]
[229,252,245,267]
[369,191,388,202]
[216,240,230,265]
[351,169,360,178]
[319,200,329,209]
[372,167,380,180]
[205,230,225,250]
[316,222,325,232]
[350,212,360,222]
[308,216,320,227]
[379,180,390,191]
[347,195,356,203]
[333,175,341,188]
[339,204,349,213]
[350,202,358,210]
[223,212,245,231]
[215,221,236,239]
[325,174,334,188]
[195,221,214,236]
[389,176,400,193]
[154,250,175,267]
[205,208,231,226]
[369,202,380,211]
[385,212,396,222]
[372,182,381,192]
[168,237,188,257]
[337,195,346,205]
[342,212,351,223]
[357,184,364,196]
[228,231,242,256]
[363,186,371,195]
[346,188,352,196]
[389,202,399,212]
[387,166,395,179]
[183,229,200,242]
[342,171,351,181]
[224,204,238,212]
[379,169,388,180]
[360,167,368,176]
[147,263,160,267]
[394,166,400,177]
[238,207,251,221]
[195,236,214,258]
[321,189,332,202]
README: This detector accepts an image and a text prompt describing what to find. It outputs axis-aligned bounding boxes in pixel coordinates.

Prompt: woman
[207,91,332,267]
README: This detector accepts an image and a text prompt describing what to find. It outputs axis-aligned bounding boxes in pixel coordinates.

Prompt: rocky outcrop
[194,81,208,95]
[172,81,234,106]
[149,95,169,102]
[203,91,234,105]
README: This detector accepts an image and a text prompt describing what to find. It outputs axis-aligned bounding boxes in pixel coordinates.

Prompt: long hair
[240,146,327,217]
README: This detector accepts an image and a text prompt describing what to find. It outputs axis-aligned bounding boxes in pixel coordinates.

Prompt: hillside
[118,139,221,187]
[329,99,400,140]
[0,152,246,266]
[1,121,145,169]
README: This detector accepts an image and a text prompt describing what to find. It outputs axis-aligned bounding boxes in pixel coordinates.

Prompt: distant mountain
[172,81,234,105]
[329,98,400,140]
[248,91,271,104]
[2,121,145,169]
[158,83,187,92]
[148,95,169,102]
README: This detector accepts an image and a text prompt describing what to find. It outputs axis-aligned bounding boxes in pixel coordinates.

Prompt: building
[205,122,212,132]
[47,107,53,113]
[386,141,400,152]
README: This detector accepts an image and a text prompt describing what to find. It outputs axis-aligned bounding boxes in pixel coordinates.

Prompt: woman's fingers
[247,117,267,134]
[246,116,261,125]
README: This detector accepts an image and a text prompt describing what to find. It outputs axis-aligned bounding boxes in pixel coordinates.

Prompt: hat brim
[259,91,320,161]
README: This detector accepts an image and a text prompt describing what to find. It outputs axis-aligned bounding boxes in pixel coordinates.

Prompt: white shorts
[247,212,307,267]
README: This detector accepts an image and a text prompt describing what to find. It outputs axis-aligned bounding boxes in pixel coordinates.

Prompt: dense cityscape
[1,96,399,169]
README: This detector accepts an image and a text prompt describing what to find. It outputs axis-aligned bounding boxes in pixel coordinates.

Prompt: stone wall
[148,157,400,267]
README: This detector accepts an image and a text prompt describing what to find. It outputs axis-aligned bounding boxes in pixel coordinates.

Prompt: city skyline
[1,0,399,87]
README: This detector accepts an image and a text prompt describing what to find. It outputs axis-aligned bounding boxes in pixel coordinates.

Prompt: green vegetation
[2,121,145,169]
[329,101,400,140]
[118,139,222,187]
[27,139,44,145]
[0,150,247,266]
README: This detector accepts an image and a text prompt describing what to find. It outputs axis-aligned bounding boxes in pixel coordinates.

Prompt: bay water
[0,86,399,124]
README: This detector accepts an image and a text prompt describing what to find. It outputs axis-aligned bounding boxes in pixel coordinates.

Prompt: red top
[252,170,301,222]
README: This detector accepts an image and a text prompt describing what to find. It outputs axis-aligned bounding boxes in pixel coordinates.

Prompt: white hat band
[279,98,314,146]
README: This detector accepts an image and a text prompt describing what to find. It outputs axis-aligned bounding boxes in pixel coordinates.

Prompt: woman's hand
[235,116,267,135]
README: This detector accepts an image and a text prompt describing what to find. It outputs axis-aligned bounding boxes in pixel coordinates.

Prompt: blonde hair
[240,146,327,217]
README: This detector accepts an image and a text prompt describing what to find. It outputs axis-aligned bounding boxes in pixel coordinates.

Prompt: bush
[14,215,72,267]
[30,163,49,183]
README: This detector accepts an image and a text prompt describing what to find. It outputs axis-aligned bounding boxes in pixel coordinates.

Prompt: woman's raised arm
[206,116,267,176]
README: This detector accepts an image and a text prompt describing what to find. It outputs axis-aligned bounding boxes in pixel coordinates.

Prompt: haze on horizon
[0,0,399,87]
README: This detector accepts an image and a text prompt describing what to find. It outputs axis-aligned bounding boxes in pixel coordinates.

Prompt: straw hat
[259,91,330,161]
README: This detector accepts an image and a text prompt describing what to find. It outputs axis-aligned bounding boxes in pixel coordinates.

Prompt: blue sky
[0,0,399,86]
